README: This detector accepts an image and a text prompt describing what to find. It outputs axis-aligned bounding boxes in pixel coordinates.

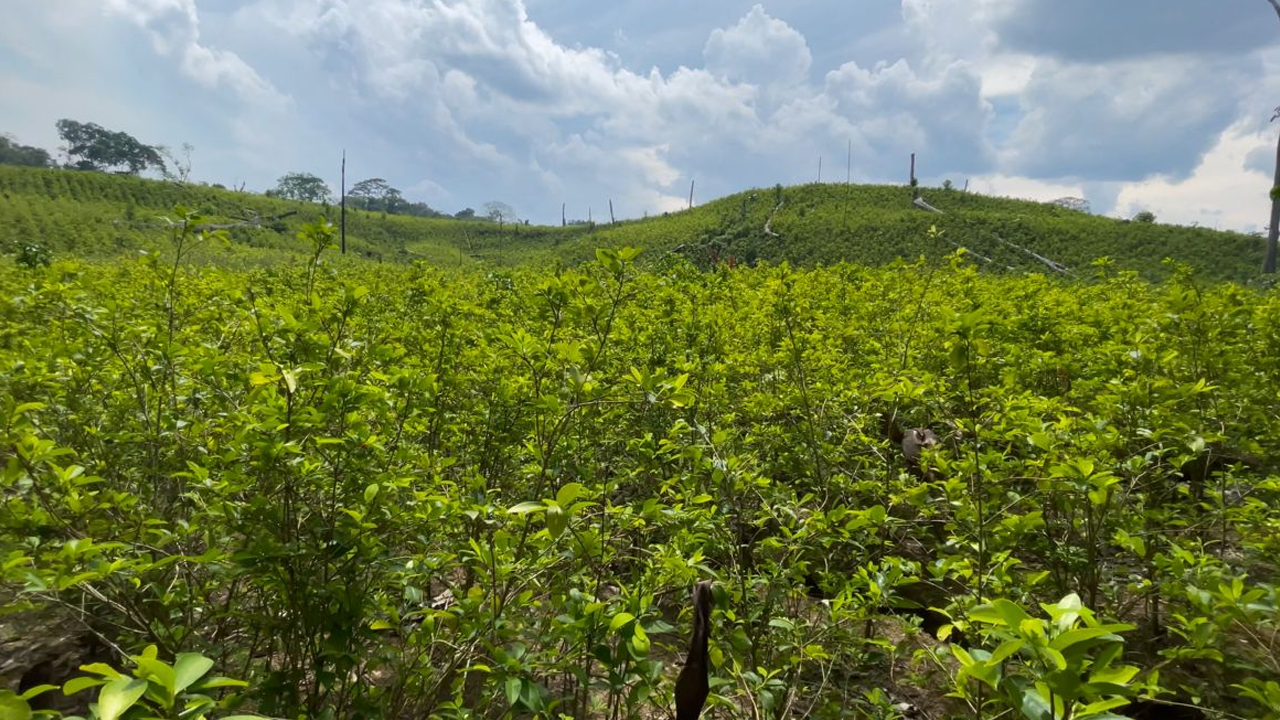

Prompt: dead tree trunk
[1268,106,1280,274]
[910,152,919,199]
[609,199,615,225]
[688,179,695,210]
[340,150,346,255]
[1265,0,1280,273]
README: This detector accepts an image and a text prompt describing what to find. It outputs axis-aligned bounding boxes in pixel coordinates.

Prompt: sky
[3,0,1280,230]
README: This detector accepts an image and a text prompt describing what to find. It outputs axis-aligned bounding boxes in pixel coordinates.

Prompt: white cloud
[1002,56,1248,182]
[1112,122,1273,231]
[704,4,812,89]
[7,0,1278,229]
[967,174,1084,203]
[105,0,288,109]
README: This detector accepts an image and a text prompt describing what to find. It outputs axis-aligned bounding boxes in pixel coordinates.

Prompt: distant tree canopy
[1051,196,1091,214]
[483,201,518,224]
[0,134,52,168]
[55,119,165,175]
[344,177,446,217]
[454,208,476,220]
[268,172,332,203]
[347,177,403,212]
[1133,210,1157,224]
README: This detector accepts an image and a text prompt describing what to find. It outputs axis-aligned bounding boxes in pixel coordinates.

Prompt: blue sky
[3,0,1279,230]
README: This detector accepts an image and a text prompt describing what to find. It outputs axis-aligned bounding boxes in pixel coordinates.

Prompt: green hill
[0,165,1267,280]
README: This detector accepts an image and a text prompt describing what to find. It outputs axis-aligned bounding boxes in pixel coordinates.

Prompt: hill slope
[0,165,1266,281]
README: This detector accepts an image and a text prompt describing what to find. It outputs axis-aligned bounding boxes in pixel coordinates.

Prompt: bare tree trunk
[1265,0,1280,273]
[609,199,615,225]
[688,179,695,210]
[1267,124,1280,274]
[909,152,921,200]
[340,149,346,255]
[562,202,566,227]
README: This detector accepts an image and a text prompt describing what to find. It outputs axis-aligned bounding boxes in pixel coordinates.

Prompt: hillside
[0,165,1267,281]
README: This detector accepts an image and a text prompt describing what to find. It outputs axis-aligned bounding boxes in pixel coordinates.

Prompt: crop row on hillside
[1,235,1277,719]
[670,184,1268,283]
[2,165,1269,282]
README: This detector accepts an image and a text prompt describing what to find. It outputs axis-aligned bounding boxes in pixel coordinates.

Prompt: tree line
[1,119,514,224]
[267,171,517,223]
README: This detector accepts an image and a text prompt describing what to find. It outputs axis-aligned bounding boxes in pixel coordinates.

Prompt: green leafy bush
[0,231,1277,719]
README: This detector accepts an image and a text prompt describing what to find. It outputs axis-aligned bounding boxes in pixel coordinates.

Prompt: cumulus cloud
[704,4,812,89]
[1001,56,1251,181]
[1112,121,1274,231]
[821,58,993,174]
[105,0,287,109]
[8,0,1276,229]
[995,0,1276,62]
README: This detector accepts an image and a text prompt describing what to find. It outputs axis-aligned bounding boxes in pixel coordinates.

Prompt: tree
[455,208,476,220]
[160,142,194,183]
[347,177,403,212]
[0,134,52,167]
[1051,197,1091,214]
[483,201,518,224]
[1133,210,1156,224]
[55,119,165,175]
[270,172,332,203]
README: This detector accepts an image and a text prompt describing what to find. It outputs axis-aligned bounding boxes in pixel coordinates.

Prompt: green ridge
[0,165,1266,280]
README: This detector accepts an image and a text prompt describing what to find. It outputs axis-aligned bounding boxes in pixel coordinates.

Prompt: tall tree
[0,134,52,167]
[270,172,332,203]
[1266,0,1280,274]
[55,119,166,175]
[347,177,404,212]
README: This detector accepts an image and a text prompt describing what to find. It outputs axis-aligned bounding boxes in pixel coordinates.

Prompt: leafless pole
[562,202,566,227]
[609,199,615,225]
[846,140,851,184]
[340,149,346,255]
[1267,112,1280,274]
[1265,0,1280,273]
[688,179,695,209]
[817,156,822,183]
[909,152,919,199]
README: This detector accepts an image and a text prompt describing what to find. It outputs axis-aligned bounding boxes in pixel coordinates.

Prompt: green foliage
[0,647,256,720]
[0,165,1266,281]
[1132,211,1156,224]
[1,235,1278,719]
[268,172,332,204]
[947,593,1138,720]
[54,120,165,176]
[0,134,52,168]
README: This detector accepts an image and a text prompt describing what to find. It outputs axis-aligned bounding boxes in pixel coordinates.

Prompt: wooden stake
[688,179,695,209]
[609,199,615,225]
[817,156,822,183]
[562,202,566,227]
